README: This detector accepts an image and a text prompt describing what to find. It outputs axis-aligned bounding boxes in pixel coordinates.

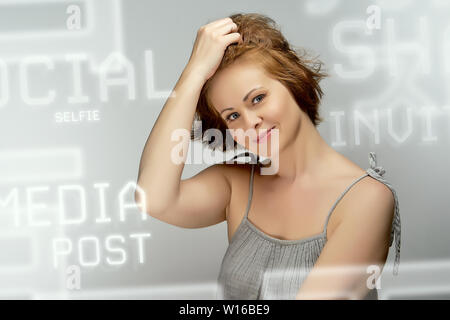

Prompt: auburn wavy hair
[190,13,329,152]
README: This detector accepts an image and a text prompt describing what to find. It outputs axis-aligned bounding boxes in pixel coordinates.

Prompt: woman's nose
[245,111,263,131]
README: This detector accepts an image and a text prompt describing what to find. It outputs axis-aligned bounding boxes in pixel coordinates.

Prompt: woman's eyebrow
[242,86,263,102]
[220,86,264,115]
[220,107,233,115]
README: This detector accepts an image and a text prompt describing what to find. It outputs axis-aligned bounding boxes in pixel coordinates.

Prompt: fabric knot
[368,152,386,176]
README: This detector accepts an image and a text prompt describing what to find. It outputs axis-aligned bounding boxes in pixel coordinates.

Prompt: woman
[135,13,401,300]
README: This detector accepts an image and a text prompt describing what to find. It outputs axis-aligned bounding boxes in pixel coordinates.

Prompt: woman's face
[208,57,304,157]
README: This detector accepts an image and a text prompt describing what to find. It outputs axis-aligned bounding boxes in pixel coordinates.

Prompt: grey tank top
[216,151,401,300]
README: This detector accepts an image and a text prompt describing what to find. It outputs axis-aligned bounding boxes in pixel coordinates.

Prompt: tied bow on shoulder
[369,151,386,177]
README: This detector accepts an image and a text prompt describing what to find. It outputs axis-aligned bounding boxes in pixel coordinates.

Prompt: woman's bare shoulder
[336,163,395,223]
[214,162,254,186]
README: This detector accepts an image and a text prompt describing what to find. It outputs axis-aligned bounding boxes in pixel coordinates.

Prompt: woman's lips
[255,126,275,143]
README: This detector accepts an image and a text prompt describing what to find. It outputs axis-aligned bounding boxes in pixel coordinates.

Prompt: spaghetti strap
[244,163,256,219]
[365,151,401,276]
[322,170,370,238]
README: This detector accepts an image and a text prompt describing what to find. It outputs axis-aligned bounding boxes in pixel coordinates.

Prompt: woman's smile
[255,125,276,143]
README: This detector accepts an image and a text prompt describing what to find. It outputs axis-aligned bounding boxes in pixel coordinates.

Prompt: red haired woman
[135,13,400,300]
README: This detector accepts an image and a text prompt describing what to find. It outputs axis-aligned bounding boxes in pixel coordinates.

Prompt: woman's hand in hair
[185,17,242,83]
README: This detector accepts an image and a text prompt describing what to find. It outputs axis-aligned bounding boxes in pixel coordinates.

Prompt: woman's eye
[252,94,265,104]
[227,112,239,121]
[226,94,266,122]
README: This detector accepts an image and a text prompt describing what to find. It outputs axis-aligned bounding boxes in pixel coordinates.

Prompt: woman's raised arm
[135,17,241,227]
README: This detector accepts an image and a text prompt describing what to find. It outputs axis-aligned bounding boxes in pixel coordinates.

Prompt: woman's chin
[242,138,280,160]
[249,145,279,162]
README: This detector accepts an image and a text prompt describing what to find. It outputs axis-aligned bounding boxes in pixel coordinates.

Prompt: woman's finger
[222,32,242,45]
[215,22,238,36]
[205,17,233,29]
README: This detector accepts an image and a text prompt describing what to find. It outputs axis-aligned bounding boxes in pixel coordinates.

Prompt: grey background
[0,0,449,299]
